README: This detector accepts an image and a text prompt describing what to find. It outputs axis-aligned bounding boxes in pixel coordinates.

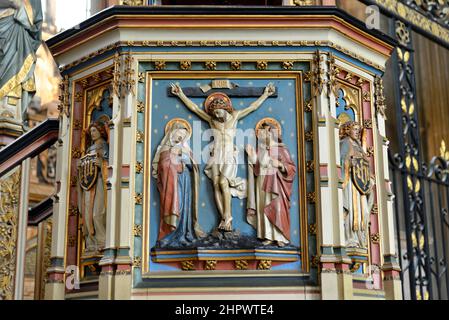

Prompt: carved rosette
[0,170,21,300]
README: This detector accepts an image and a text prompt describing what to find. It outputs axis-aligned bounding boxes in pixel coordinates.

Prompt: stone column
[14,158,31,300]
[98,56,122,300]
[112,54,135,300]
[314,52,353,300]
[98,53,133,300]
[44,79,71,300]
[373,77,402,300]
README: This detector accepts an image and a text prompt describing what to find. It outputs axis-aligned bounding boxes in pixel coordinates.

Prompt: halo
[337,112,353,125]
[255,117,282,137]
[204,92,233,115]
[165,118,192,138]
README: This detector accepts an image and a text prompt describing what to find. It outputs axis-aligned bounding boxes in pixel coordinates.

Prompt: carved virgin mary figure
[152,119,205,248]
[340,121,374,249]
[246,118,296,247]
[0,0,43,119]
[77,119,109,254]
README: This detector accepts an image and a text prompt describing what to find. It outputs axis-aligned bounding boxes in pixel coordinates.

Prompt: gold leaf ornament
[441,140,449,161]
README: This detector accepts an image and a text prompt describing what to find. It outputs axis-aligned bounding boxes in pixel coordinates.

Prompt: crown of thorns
[205,92,234,115]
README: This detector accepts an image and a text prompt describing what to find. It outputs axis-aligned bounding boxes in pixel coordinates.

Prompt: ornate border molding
[60,40,386,74]
[134,64,317,286]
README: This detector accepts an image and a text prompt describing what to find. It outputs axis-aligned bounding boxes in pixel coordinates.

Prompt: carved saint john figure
[246,118,296,247]
[152,119,205,247]
[77,120,109,254]
[171,83,276,232]
[340,121,374,248]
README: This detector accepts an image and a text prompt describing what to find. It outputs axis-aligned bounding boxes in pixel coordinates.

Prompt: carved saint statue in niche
[152,119,205,247]
[340,121,374,249]
[77,119,109,254]
[246,118,296,247]
[170,83,276,232]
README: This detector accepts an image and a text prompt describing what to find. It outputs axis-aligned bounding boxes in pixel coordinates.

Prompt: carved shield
[351,157,371,195]
[79,154,99,191]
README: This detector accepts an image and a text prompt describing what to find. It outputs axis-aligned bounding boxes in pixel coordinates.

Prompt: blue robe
[158,158,200,248]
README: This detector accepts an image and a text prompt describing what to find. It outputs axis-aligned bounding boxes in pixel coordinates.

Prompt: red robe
[156,150,183,240]
[252,145,296,241]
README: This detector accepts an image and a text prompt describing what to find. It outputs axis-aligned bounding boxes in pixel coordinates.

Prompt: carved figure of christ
[170,83,276,231]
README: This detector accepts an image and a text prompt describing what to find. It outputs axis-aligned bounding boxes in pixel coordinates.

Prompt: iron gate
[358,0,449,300]
[389,152,449,300]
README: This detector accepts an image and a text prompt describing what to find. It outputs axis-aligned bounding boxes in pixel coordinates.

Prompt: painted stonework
[78,121,109,255]
[340,121,374,249]
[152,119,204,246]
[147,75,306,273]
[44,7,399,300]
[246,118,297,247]
[170,83,276,232]
[152,84,298,252]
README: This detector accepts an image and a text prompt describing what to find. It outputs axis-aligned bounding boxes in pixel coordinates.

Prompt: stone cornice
[47,6,396,59]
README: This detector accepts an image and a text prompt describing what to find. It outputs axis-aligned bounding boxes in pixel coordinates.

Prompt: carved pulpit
[44,6,400,300]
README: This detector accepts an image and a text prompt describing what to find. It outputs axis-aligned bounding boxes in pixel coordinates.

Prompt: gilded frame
[134,66,315,285]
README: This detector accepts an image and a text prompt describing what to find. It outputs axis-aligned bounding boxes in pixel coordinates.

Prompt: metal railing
[390,152,449,300]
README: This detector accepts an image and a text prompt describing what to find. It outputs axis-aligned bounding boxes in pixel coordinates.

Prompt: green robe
[0,0,42,114]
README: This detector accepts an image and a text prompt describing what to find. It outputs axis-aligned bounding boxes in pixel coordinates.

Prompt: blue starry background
[149,77,302,271]
[336,89,356,121]
[90,89,113,123]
